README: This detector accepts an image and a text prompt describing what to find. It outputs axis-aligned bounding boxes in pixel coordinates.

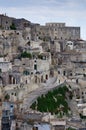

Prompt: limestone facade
[32,23,80,41]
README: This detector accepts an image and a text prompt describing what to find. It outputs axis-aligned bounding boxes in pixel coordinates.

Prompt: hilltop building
[31,23,80,41]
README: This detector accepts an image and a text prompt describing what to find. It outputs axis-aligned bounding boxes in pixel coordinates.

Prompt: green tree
[10,22,16,30]
[67,127,76,130]
[30,85,70,117]
[21,51,32,59]
[4,94,10,101]
[38,54,43,59]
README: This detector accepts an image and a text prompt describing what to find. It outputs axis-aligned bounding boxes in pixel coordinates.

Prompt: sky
[0,0,86,39]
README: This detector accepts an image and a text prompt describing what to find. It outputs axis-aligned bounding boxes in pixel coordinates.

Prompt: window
[46,75,48,80]
[58,71,60,74]
[26,80,27,84]
[34,64,37,70]
[31,72,33,74]
[0,69,2,73]
[63,71,66,76]
[70,73,72,76]
[33,127,38,130]
[12,93,13,95]
[6,21,8,24]
[82,96,84,99]
[5,110,8,115]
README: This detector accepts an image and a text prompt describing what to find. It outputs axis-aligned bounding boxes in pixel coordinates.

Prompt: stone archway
[9,75,16,84]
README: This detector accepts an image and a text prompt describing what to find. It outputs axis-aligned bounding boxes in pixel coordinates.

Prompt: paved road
[67,97,80,119]
[66,82,80,118]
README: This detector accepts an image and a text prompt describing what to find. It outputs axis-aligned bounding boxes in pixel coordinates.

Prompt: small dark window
[17,33,19,35]
[0,69,2,73]
[58,71,60,74]
[46,75,48,80]
[31,72,33,74]
[76,79,78,84]
[6,110,8,115]
[6,21,8,24]
[63,71,66,76]
[10,105,13,108]
[82,96,84,99]
[70,73,72,76]
[34,64,37,70]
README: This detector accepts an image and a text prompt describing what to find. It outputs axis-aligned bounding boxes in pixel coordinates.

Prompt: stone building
[31,24,40,41]
[0,58,12,73]
[1,102,16,130]
[0,14,32,31]
[0,14,13,30]
[50,119,66,130]
[65,41,74,50]
[32,23,80,41]
[0,14,80,41]
[78,78,86,100]
[46,23,80,40]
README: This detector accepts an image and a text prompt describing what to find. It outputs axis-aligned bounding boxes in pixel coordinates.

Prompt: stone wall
[32,23,80,41]
[0,15,80,41]
[0,14,13,30]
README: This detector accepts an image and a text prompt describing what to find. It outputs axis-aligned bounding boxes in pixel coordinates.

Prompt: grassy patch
[30,86,71,117]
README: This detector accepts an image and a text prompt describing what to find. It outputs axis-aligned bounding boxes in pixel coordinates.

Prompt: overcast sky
[0,0,86,39]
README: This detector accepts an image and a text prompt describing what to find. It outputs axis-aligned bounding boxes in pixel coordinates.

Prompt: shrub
[10,22,16,30]
[4,94,10,101]
[30,86,70,117]
[21,51,32,58]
